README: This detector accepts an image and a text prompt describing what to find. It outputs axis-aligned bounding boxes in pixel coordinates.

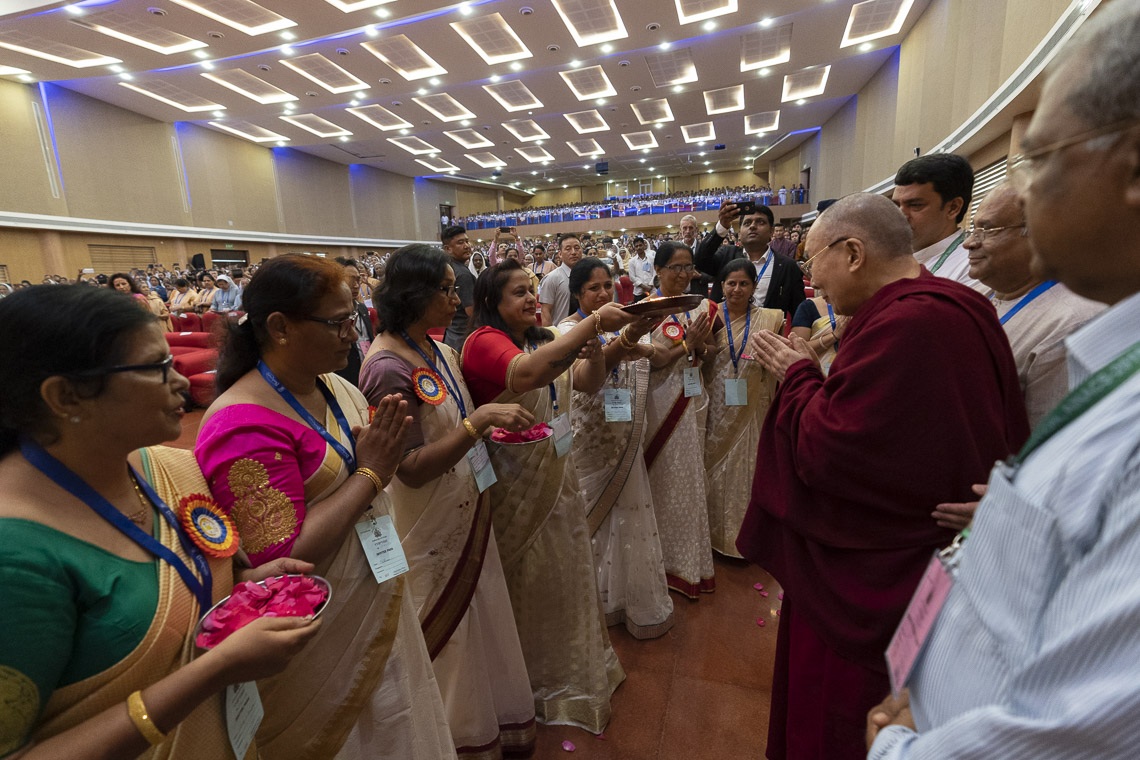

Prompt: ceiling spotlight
[416,88,427,95]
[860,42,873,52]
[547,178,554,182]
[703,161,710,165]
[400,128,410,135]
[569,59,581,68]
[759,68,770,77]
[702,21,716,31]
[280,31,296,41]
[64,4,83,14]
[601,44,613,53]
[796,99,806,105]
[280,45,294,55]
[201,61,215,70]
[18,74,34,82]
[276,141,287,147]
[562,184,568,188]
[428,78,440,86]
[460,119,471,126]
[760,17,774,27]
[489,74,501,82]
[707,169,713,173]
[673,85,683,93]
[349,99,360,106]
[109,64,125,73]
[212,110,225,118]
[339,136,349,142]
[596,98,606,105]
[118,72,133,80]
[510,62,522,71]
[659,42,671,50]
[375,8,390,18]
[459,2,473,15]
[640,158,646,163]
[364,26,379,38]
[194,50,210,59]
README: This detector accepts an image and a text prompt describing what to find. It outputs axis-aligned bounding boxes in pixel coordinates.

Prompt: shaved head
[814,193,913,260]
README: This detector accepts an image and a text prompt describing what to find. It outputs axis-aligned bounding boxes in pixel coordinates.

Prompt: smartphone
[499,226,511,233]
[82,267,95,274]
[735,198,757,216]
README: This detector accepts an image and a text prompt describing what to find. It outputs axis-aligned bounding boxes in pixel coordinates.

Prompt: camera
[735,197,756,216]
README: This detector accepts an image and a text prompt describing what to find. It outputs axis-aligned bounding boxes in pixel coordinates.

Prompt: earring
[279,338,287,345]
[70,416,81,424]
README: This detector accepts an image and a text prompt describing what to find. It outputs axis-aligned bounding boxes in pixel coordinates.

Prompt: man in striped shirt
[868,3,1140,757]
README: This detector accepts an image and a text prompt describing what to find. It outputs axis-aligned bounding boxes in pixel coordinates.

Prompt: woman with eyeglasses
[557,258,674,640]
[0,285,320,759]
[461,258,636,734]
[643,241,720,598]
[358,245,538,758]
[703,259,784,558]
[195,254,456,760]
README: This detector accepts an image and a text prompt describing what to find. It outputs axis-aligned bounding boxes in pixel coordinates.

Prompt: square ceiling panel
[280,114,352,138]
[71,11,207,55]
[516,146,555,163]
[567,138,605,157]
[413,93,475,122]
[443,128,494,149]
[0,65,30,76]
[169,0,296,36]
[560,65,616,101]
[502,119,550,142]
[416,156,460,172]
[483,80,543,112]
[565,109,609,134]
[674,0,738,25]
[842,0,915,47]
[703,84,744,115]
[279,53,369,94]
[644,48,698,88]
[361,35,446,81]
[744,110,781,134]
[740,23,793,71]
[680,122,715,143]
[550,0,629,46]
[345,104,411,131]
[202,69,297,104]
[119,80,224,112]
[388,136,441,155]
[622,131,658,150]
[631,98,674,124]
[466,152,507,168]
[0,30,120,67]
[323,0,396,11]
[209,119,288,143]
[782,66,831,101]
[450,13,532,65]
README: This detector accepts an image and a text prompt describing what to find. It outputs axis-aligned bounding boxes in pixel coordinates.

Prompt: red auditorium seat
[189,371,218,408]
[165,331,212,349]
[172,348,216,379]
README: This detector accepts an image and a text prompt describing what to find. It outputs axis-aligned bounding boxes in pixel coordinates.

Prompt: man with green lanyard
[867,2,1140,757]
[891,154,988,294]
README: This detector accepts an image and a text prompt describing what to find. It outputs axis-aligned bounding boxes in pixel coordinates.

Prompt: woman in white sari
[558,257,673,639]
[360,245,538,759]
[703,259,783,557]
[196,254,456,760]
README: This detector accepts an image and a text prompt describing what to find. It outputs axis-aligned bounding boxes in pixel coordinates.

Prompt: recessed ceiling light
[673,85,683,93]
[375,7,391,18]
[760,17,774,27]
[280,45,294,55]
[596,98,605,105]
[490,74,501,82]
[18,74,35,82]
[350,99,360,106]
[276,141,286,146]
[796,98,806,105]
[563,184,568,188]
[460,119,470,126]
[759,67,770,76]
[659,42,671,50]
[201,60,215,69]
[459,3,472,15]
[194,50,210,59]
[400,128,410,135]
[640,158,646,163]
[364,26,379,37]
[703,161,710,165]
[212,110,225,118]
[510,62,522,71]
[109,64,125,73]
[702,21,716,31]
[417,88,427,95]
[280,31,296,41]
[119,72,133,80]
[860,42,873,51]
[340,136,349,141]
[601,43,613,53]
[428,78,440,86]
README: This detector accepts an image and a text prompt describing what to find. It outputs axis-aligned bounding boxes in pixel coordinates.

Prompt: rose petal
[777,591,784,600]
[561,740,576,752]
[756,618,766,627]
[759,590,769,597]
[753,583,764,591]
[596,733,606,740]
[776,609,781,617]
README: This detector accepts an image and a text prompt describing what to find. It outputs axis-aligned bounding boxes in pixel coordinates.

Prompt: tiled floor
[171,409,780,759]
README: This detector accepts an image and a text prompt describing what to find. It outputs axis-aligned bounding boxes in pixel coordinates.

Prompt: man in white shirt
[626,237,656,301]
[867,4,1140,756]
[538,233,583,323]
[892,154,988,294]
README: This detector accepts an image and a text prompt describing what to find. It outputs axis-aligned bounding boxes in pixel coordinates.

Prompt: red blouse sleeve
[461,326,524,406]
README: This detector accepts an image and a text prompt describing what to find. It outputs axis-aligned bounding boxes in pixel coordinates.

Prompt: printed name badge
[604,388,632,422]
[551,413,573,458]
[354,511,410,584]
[885,552,955,696]
[724,378,748,406]
[467,440,497,493]
[683,367,703,398]
[226,681,263,760]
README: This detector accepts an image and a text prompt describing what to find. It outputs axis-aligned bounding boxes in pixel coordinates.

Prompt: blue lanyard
[19,439,214,617]
[826,302,840,349]
[258,361,356,470]
[999,280,1057,326]
[528,341,559,413]
[400,332,468,417]
[754,252,773,285]
[655,288,693,330]
[723,303,751,374]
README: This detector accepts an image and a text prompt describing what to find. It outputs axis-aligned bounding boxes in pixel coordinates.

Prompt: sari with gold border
[463,328,625,735]
[703,306,783,558]
[30,445,249,759]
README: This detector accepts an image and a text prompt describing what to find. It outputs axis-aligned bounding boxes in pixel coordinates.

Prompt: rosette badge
[179,494,238,558]
[662,322,685,343]
[412,367,447,405]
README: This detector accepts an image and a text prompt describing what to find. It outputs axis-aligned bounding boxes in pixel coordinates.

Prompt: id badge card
[354,511,410,584]
[551,413,573,458]
[683,367,702,398]
[724,377,748,406]
[467,440,497,493]
[356,338,372,357]
[226,681,263,760]
[885,551,954,695]
[604,388,632,422]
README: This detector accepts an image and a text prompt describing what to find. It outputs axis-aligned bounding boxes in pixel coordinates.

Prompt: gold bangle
[592,309,604,336]
[682,339,690,356]
[618,329,637,350]
[462,417,481,440]
[354,466,385,494]
[127,690,167,746]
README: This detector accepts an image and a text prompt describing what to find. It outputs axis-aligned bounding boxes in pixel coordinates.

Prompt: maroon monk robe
[737,270,1029,760]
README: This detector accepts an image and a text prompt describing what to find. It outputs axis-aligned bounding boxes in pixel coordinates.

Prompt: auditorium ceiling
[0,0,930,189]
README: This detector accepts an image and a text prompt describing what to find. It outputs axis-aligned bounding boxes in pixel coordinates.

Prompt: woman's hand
[208,615,322,684]
[578,336,602,362]
[235,557,315,585]
[470,403,536,434]
[687,312,713,346]
[595,301,637,332]
[353,393,411,478]
[623,315,660,341]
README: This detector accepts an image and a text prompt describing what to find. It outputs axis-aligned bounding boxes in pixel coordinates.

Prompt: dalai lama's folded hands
[748,329,819,381]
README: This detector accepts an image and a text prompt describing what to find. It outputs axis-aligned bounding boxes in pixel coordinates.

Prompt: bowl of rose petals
[490,422,553,445]
[195,574,331,650]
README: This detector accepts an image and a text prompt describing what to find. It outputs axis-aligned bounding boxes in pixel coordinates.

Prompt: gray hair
[1051,2,1140,126]
[816,193,913,260]
[680,214,698,225]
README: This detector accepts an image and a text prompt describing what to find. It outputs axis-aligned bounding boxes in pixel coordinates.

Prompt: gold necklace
[126,473,152,526]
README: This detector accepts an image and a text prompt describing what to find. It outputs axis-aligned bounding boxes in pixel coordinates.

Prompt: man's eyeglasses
[661,263,696,274]
[964,224,1027,243]
[302,314,358,339]
[1008,118,1140,194]
[437,284,460,297]
[75,355,175,384]
[801,237,850,278]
